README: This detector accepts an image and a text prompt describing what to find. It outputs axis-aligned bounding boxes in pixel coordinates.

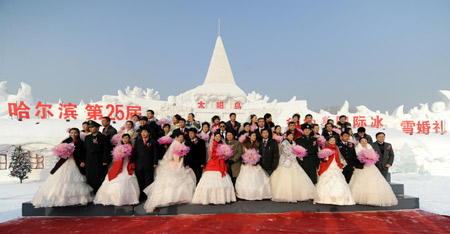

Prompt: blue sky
[0,0,449,112]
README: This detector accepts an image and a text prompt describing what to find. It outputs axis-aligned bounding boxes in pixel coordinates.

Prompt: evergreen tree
[9,146,32,183]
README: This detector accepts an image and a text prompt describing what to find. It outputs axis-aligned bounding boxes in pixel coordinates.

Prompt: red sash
[204,140,228,177]
[108,145,135,181]
[318,144,343,176]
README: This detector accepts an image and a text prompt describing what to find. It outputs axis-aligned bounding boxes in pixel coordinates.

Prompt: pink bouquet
[242,149,261,165]
[217,144,233,160]
[211,126,219,134]
[318,148,334,159]
[197,132,210,142]
[348,139,358,146]
[80,132,87,141]
[332,128,342,135]
[296,128,304,135]
[157,118,171,126]
[238,133,248,143]
[314,135,326,147]
[112,144,132,161]
[120,126,126,132]
[292,145,307,158]
[173,144,190,157]
[250,125,256,132]
[111,133,124,146]
[158,136,173,145]
[273,135,284,144]
[357,149,380,165]
[53,143,75,159]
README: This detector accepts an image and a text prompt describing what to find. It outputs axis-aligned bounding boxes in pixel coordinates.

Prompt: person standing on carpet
[131,126,159,201]
[184,128,207,184]
[270,131,318,203]
[235,132,272,200]
[32,128,92,208]
[81,120,111,194]
[315,136,355,206]
[143,133,196,212]
[94,134,140,206]
[192,133,236,205]
[349,137,398,206]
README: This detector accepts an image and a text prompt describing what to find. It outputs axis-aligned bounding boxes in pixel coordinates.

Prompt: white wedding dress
[94,156,140,206]
[235,147,272,200]
[32,156,93,208]
[315,149,355,206]
[349,144,398,206]
[270,140,318,202]
[143,141,196,212]
[192,141,236,205]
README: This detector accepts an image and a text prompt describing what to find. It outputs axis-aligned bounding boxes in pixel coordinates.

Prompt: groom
[184,128,206,184]
[258,129,279,176]
[371,132,394,180]
[131,127,159,201]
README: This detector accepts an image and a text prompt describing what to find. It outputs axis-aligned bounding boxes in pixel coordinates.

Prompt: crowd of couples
[31,110,398,213]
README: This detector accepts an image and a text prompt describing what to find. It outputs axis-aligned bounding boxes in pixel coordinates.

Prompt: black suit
[255,127,272,142]
[214,129,227,141]
[82,133,111,193]
[337,141,361,183]
[258,138,279,175]
[296,135,320,184]
[171,128,189,138]
[131,137,159,200]
[371,142,395,180]
[226,121,241,139]
[185,137,207,183]
[322,130,340,142]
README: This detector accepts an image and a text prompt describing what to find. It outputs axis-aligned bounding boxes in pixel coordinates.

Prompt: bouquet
[250,125,256,132]
[318,148,334,159]
[80,132,87,141]
[211,126,219,134]
[296,128,304,135]
[157,118,171,126]
[332,128,342,135]
[217,144,233,160]
[111,133,124,146]
[158,136,173,145]
[273,135,284,144]
[197,132,210,142]
[242,149,261,165]
[238,133,248,143]
[173,144,190,157]
[314,135,326,147]
[292,145,307,158]
[348,139,358,146]
[53,143,75,159]
[112,144,132,161]
[357,149,380,165]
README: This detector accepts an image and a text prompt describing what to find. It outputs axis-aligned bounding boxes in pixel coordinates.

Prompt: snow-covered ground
[0,173,448,223]
[0,181,42,223]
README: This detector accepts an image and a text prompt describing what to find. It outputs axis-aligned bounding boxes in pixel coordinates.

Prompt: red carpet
[1,210,449,233]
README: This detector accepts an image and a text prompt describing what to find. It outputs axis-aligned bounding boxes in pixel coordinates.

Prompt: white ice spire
[203,35,237,85]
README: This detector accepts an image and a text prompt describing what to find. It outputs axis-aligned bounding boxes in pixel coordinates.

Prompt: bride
[270,131,318,202]
[349,137,398,206]
[32,128,93,208]
[143,132,196,212]
[315,136,355,206]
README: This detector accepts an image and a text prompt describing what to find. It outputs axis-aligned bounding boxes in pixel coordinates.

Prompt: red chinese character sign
[197,101,206,109]
[8,101,30,119]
